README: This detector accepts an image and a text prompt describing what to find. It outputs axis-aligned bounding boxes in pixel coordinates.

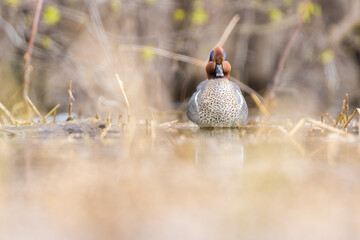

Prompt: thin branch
[0,127,16,136]
[250,93,270,115]
[325,112,335,126]
[307,118,348,136]
[343,109,357,129]
[0,102,16,125]
[270,0,312,91]
[120,44,264,103]
[327,0,360,46]
[116,74,131,122]
[122,44,205,67]
[44,104,61,121]
[23,0,44,99]
[26,96,43,119]
[290,118,349,136]
[215,15,240,47]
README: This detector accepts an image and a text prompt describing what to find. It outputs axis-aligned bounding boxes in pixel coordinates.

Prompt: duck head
[205,46,231,79]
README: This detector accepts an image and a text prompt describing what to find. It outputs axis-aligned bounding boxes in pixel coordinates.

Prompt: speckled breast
[198,79,242,127]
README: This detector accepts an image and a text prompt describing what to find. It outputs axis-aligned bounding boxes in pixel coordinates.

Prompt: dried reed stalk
[25,96,43,119]
[325,112,335,126]
[44,104,61,121]
[289,118,306,136]
[23,0,43,99]
[271,0,312,90]
[345,93,349,122]
[116,74,131,122]
[343,109,357,129]
[290,118,348,136]
[0,102,16,125]
[23,0,44,119]
[250,93,270,115]
[306,118,348,136]
[67,80,75,121]
[215,15,240,47]
[357,108,360,135]
[0,127,16,136]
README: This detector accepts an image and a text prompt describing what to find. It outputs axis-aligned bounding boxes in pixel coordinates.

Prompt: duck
[187,46,248,127]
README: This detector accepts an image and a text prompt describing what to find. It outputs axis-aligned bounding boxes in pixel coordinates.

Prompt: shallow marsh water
[0,119,360,239]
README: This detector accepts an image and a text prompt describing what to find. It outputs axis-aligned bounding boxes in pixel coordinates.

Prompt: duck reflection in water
[193,128,245,178]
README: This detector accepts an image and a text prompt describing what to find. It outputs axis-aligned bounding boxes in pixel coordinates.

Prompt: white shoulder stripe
[194,90,201,111]
[236,90,244,106]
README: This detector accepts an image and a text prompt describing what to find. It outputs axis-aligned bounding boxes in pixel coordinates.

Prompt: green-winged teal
[187,46,248,127]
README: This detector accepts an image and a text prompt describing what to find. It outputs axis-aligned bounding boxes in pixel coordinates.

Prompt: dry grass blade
[67,80,75,121]
[124,45,206,67]
[26,96,43,120]
[229,77,265,103]
[290,118,349,136]
[115,74,131,122]
[289,118,306,136]
[0,102,16,125]
[107,112,112,127]
[343,109,357,129]
[250,93,270,115]
[345,93,349,122]
[341,99,345,115]
[215,15,240,48]
[357,108,360,135]
[44,104,61,121]
[0,127,16,136]
[335,113,346,127]
[325,112,335,126]
[306,118,348,136]
[159,120,179,127]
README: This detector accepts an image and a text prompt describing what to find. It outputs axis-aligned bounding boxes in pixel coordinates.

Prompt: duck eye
[209,50,214,62]
[223,50,228,61]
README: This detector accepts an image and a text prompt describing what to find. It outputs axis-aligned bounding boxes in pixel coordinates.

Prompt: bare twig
[290,118,349,136]
[341,99,345,116]
[116,74,131,122]
[26,96,43,120]
[229,77,265,102]
[159,120,179,127]
[122,44,205,67]
[23,0,44,121]
[325,112,335,126]
[0,102,16,125]
[289,118,306,136]
[0,127,16,136]
[345,93,349,122]
[357,108,360,135]
[44,104,61,121]
[343,109,357,129]
[250,93,270,115]
[328,0,360,46]
[270,0,312,91]
[307,118,348,136]
[120,44,265,104]
[215,15,240,47]
[23,0,44,99]
[67,80,75,121]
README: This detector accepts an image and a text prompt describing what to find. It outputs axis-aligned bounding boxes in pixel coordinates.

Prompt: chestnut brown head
[205,46,231,79]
